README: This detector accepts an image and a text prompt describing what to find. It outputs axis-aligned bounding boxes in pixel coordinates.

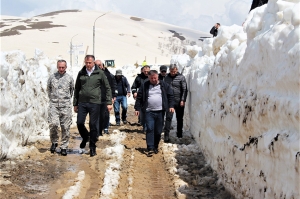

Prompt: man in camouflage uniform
[47,59,74,156]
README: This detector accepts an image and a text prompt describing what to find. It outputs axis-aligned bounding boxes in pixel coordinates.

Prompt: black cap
[160,65,167,71]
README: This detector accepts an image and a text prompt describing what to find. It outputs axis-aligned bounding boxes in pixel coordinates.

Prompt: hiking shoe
[116,122,120,126]
[50,143,58,153]
[123,120,127,125]
[104,129,109,134]
[61,149,67,156]
[154,148,159,154]
[147,149,154,157]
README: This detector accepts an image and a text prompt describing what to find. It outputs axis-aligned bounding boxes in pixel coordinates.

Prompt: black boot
[164,132,170,143]
[90,147,97,157]
[80,139,87,149]
[50,143,58,153]
[61,149,67,156]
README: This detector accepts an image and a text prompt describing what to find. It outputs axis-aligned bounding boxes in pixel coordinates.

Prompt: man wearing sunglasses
[159,65,168,81]
[47,60,74,156]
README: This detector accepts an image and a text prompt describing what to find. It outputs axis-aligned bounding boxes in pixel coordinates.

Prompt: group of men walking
[47,55,188,157]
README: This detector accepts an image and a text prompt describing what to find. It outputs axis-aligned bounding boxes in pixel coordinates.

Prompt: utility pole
[93,12,110,55]
[70,34,78,67]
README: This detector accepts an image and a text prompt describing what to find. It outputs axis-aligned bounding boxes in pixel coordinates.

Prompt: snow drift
[171,1,299,198]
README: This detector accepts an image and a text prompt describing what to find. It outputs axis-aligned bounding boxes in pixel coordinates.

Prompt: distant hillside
[1,10,210,66]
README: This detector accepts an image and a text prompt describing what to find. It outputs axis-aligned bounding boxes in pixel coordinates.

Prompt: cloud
[1,0,253,31]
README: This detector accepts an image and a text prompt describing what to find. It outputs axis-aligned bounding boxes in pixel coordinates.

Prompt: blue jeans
[77,102,100,148]
[145,110,164,150]
[113,96,128,123]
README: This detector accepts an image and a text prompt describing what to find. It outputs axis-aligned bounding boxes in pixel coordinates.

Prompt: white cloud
[1,0,253,31]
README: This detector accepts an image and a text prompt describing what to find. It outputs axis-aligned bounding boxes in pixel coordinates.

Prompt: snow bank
[0,50,63,159]
[62,170,85,199]
[173,1,299,198]
[100,130,126,199]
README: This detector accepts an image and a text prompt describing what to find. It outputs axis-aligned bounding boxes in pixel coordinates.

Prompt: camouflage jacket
[47,72,74,107]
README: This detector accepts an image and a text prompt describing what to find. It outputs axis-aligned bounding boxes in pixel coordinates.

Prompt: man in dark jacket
[159,65,167,81]
[210,23,220,37]
[132,65,150,129]
[114,69,131,125]
[95,60,117,136]
[249,0,268,11]
[164,64,188,141]
[73,55,112,157]
[134,70,174,155]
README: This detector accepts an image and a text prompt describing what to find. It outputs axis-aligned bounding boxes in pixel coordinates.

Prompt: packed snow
[0,1,299,198]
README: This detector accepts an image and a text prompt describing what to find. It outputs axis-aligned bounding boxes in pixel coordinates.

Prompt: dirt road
[0,106,234,199]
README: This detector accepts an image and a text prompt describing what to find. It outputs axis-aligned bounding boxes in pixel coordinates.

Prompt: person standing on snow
[113,69,131,126]
[163,64,188,141]
[134,70,174,155]
[73,55,112,157]
[210,23,220,37]
[47,59,74,156]
[95,60,117,136]
[142,60,147,67]
[249,0,268,11]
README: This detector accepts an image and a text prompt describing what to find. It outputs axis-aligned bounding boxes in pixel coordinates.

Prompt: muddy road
[0,106,234,199]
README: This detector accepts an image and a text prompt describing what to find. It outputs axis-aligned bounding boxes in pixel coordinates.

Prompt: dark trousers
[145,110,164,150]
[99,102,110,135]
[164,104,185,137]
[77,102,100,148]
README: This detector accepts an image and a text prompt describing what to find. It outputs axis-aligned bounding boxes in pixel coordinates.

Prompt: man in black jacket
[164,64,188,141]
[134,70,174,155]
[159,65,167,81]
[114,69,131,125]
[73,55,112,157]
[132,65,150,130]
[249,0,268,11]
[210,23,220,37]
[95,60,117,136]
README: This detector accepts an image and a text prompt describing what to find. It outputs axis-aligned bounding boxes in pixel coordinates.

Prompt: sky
[0,0,253,32]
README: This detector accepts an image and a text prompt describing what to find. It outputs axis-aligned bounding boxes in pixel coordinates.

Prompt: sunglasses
[161,70,167,73]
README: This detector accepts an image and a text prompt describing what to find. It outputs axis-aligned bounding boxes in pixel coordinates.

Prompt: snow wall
[171,1,299,198]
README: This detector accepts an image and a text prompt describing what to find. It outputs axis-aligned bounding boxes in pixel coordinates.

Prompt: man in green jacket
[73,55,112,157]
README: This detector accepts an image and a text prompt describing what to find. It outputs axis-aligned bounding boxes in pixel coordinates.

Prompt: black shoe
[164,132,170,142]
[116,122,120,126]
[177,133,182,138]
[123,120,127,124]
[104,129,109,134]
[61,149,67,156]
[50,143,58,153]
[90,147,97,157]
[154,148,159,154]
[80,139,87,149]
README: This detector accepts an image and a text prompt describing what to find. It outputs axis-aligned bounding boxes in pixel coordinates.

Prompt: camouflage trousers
[48,104,72,149]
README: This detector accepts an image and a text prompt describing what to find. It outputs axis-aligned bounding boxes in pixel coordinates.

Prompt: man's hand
[74,106,78,113]
[180,101,185,107]
[127,92,131,97]
[133,93,137,99]
[107,105,112,112]
[135,111,139,116]
[169,108,175,113]
[112,97,116,104]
